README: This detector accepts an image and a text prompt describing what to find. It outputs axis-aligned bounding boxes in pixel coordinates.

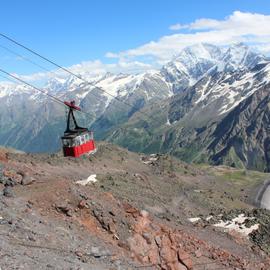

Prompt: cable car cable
[0,68,66,107]
[0,41,167,107]
[0,44,108,120]
[0,73,19,85]
[0,68,98,121]
[0,67,136,130]
[0,43,53,74]
[0,33,159,123]
[0,43,137,122]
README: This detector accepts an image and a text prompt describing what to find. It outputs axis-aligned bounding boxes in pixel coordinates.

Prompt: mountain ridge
[0,43,269,171]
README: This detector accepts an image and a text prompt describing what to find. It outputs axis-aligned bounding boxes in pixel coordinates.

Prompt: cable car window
[74,137,80,146]
[62,139,69,147]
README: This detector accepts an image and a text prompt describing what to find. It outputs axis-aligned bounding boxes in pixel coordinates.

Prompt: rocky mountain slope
[107,44,270,171]
[0,43,269,171]
[207,83,270,171]
[0,144,270,269]
[109,81,270,171]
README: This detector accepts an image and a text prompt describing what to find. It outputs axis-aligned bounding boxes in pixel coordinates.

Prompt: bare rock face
[207,85,270,172]
[93,207,117,234]
[127,210,193,270]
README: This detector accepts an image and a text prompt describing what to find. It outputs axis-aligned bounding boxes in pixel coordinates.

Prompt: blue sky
[1,0,270,80]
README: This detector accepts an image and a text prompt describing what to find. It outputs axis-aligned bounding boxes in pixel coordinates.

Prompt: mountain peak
[180,43,223,61]
[173,43,223,64]
[222,43,265,71]
[161,44,223,90]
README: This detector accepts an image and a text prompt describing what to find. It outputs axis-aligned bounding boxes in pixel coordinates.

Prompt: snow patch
[213,214,259,236]
[195,77,211,104]
[188,217,201,223]
[76,174,97,186]
[141,154,159,164]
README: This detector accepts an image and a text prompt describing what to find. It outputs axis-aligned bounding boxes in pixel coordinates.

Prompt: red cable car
[61,101,96,157]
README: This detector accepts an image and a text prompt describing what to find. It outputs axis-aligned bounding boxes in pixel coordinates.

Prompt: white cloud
[254,43,270,54]
[9,59,153,85]
[3,11,270,85]
[188,18,222,30]
[63,59,152,76]
[105,52,119,58]
[169,23,186,30]
[188,11,270,32]
[107,11,270,63]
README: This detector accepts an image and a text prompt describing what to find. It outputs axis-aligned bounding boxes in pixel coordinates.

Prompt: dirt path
[260,182,270,210]
[254,179,270,209]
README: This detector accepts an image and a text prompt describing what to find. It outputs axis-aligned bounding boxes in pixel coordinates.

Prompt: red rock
[122,202,139,217]
[108,221,117,234]
[178,250,193,270]
[4,169,23,183]
[133,215,150,233]
[155,235,162,247]
[148,247,160,265]
[0,151,7,162]
[142,232,152,244]
[78,200,87,209]
[127,233,149,262]
[174,262,188,270]
[195,249,202,258]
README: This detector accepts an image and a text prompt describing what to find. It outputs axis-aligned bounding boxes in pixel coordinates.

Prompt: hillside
[0,143,270,269]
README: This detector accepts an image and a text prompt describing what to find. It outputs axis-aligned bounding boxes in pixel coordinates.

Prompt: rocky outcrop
[207,85,270,171]
[127,210,192,270]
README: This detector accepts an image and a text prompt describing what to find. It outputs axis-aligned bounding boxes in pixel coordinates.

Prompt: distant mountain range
[0,43,269,171]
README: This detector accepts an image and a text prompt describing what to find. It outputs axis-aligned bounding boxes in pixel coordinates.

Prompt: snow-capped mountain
[160,43,267,95]
[161,43,224,93]
[220,43,266,71]
[0,43,269,171]
[106,44,270,171]
[166,43,268,126]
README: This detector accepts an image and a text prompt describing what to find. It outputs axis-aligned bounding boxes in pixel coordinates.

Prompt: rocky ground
[0,143,269,269]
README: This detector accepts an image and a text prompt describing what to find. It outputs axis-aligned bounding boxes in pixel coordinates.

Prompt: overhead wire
[0,68,96,128]
[0,43,53,74]
[0,68,102,143]
[0,43,98,118]
[0,32,160,123]
[0,73,19,85]
[0,68,66,107]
